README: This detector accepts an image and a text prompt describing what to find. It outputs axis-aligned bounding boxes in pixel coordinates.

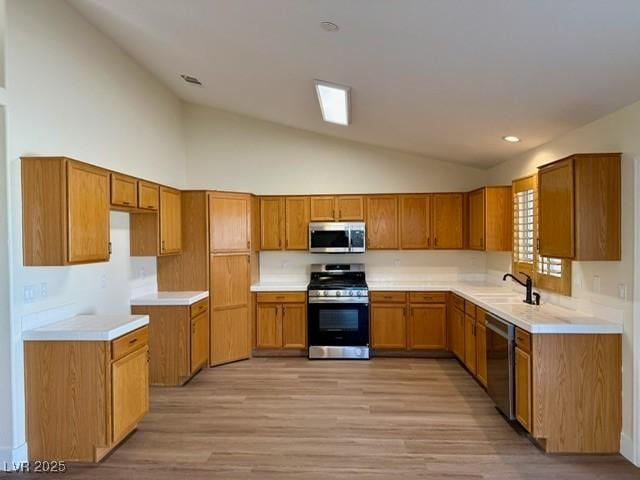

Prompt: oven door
[309,223,350,253]
[308,300,369,347]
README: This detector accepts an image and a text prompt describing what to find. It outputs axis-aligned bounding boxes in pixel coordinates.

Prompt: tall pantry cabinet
[157,191,257,367]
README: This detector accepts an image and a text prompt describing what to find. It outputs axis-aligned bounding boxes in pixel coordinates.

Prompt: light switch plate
[592,275,601,293]
[618,283,627,300]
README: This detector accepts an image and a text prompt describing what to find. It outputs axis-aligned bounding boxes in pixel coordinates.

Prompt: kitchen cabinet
[366,195,399,249]
[371,303,406,349]
[260,196,284,250]
[515,327,532,432]
[255,292,307,350]
[538,153,620,260]
[407,304,447,349]
[431,193,464,249]
[22,157,111,266]
[210,254,251,365]
[131,298,209,386]
[209,192,251,253]
[159,186,182,255]
[285,196,310,249]
[24,326,149,462]
[448,295,465,360]
[400,194,430,249]
[468,186,512,251]
[475,309,487,387]
[137,181,159,211]
[464,314,477,374]
[309,195,364,221]
[110,173,138,209]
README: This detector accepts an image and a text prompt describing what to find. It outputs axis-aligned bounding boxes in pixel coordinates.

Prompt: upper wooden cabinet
[431,193,464,249]
[366,195,399,249]
[159,187,182,255]
[259,196,310,250]
[110,173,138,208]
[400,195,430,249]
[22,157,111,266]
[209,192,251,253]
[260,197,284,250]
[137,181,159,211]
[467,186,512,251]
[538,153,620,260]
[309,195,364,221]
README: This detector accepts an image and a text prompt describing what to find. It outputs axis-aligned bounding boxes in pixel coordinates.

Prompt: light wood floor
[6,358,638,479]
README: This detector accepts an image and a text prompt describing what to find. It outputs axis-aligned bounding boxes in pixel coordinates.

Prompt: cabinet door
[159,186,182,255]
[400,195,430,249]
[464,315,477,374]
[282,303,306,348]
[137,181,159,211]
[211,255,249,309]
[310,196,336,221]
[112,346,149,443]
[256,304,282,348]
[366,196,399,249]
[260,197,284,250]
[515,346,532,432]
[110,173,137,208]
[210,306,250,365]
[538,158,574,258]
[66,161,110,263]
[451,307,465,360]
[210,193,250,253]
[285,197,310,250]
[475,321,487,387]
[371,304,406,349]
[190,313,209,372]
[336,196,364,220]
[407,304,446,349]
[468,189,485,250]
[432,193,464,249]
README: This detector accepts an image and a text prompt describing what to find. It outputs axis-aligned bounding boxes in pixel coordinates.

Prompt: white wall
[2,0,186,461]
[487,99,640,459]
[184,103,488,194]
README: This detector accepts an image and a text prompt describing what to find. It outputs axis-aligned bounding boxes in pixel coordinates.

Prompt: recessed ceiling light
[502,135,521,143]
[180,74,203,86]
[320,21,339,32]
[314,80,351,126]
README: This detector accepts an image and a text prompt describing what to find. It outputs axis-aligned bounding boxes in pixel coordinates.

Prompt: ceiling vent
[180,74,203,86]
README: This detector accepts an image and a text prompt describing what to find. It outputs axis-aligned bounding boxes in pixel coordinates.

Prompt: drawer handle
[128,338,138,346]
[147,205,155,209]
[383,295,393,299]
[275,296,285,300]
[123,201,131,205]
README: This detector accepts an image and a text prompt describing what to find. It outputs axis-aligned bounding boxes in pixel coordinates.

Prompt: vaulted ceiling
[70,0,640,167]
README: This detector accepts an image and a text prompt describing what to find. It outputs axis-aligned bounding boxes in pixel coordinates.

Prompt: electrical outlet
[592,275,601,293]
[40,283,48,299]
[618,283,627,300]
[100,274,107,289]
[23,285,33,303]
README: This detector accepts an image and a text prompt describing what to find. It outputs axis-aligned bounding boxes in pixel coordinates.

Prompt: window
[512,175,571,296]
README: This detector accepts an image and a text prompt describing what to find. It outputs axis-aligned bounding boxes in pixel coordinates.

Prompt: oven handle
[308,297,369,304]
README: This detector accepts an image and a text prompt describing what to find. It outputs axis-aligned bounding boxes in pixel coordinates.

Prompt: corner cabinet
[468,186,512,251]
[538,153,621,260]
[22,157,111,266]
[24,327,150,462]
[130,186,182,257]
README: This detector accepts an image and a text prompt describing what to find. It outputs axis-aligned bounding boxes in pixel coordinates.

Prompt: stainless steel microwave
[308,222,366,253]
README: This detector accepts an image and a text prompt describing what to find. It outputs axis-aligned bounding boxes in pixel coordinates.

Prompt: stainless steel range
[307,264,370,360]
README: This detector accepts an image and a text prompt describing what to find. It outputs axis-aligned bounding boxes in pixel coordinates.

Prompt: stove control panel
[308,289,369,297]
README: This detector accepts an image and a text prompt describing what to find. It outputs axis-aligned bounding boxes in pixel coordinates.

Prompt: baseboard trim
[0,442,28,464]
[620,432,636,465]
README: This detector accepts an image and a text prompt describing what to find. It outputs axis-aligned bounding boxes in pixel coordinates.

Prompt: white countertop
[23,314,150,341]
[251,280,623,335]
[130,291,209,306]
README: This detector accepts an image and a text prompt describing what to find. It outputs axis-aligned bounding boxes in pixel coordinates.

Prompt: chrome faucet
[503,272,540,305]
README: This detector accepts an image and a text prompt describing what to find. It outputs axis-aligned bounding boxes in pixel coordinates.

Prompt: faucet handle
[532,292,541,305]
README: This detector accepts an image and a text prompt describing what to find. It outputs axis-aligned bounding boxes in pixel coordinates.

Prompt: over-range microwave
[308,222,366,253]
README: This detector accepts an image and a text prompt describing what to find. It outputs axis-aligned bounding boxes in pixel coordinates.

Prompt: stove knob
[349,290,354,296]
[319,290,325,297]
[336,291,342,297]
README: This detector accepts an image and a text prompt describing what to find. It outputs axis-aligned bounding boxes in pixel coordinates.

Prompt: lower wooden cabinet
[515,345,532,432]
[255,292,307,350]
[131,298,209,386]
[211,306,251,365]
[449,302,465,360]
[407,304,446,349]
[475,311,487,387]
[24,327,150,462]
[464,314,477,374]
[371,303,407,349]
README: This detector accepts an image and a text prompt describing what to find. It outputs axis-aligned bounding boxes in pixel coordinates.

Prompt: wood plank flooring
[4,358,638,479]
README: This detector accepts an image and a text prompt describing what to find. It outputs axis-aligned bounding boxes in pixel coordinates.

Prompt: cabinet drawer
[190,298,209,318]
[408,292,446,304]
[464,301,476,318]
[112,326,149,361]
[256,292,306,303]
[370,291,407,303]
[515,327,531,353]
[451,294,465,312]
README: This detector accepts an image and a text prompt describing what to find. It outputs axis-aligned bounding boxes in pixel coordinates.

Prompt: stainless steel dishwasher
[485,313,516,420]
